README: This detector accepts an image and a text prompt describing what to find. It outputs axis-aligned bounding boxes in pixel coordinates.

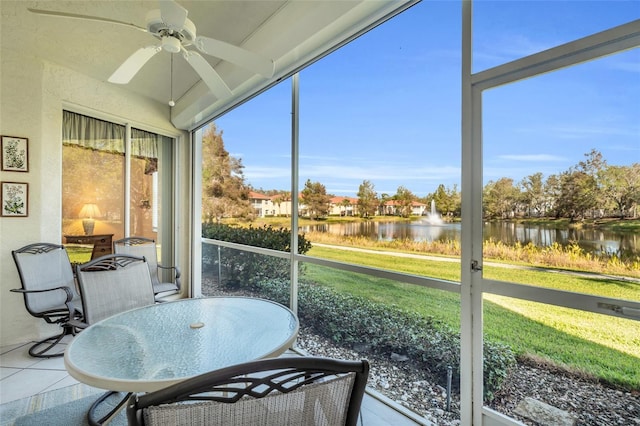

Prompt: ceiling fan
[28,0,275,102]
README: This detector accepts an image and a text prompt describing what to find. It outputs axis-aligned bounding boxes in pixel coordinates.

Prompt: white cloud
[299,163,460,182]
[244,166,290,179]
[498,154,566,162]
[550,126,639,139]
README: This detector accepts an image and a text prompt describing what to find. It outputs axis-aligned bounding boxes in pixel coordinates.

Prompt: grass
[67,246,93,264]
[598,218,640,232]
[305,231,640,278]
[306,245,640,390]
[66,219,640,389]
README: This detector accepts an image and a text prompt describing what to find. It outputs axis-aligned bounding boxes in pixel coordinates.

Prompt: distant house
[329,196,359,216]
[249,191,427,218]
[270,194,293,217]
[381,200,427,216]
[248,191,273,217]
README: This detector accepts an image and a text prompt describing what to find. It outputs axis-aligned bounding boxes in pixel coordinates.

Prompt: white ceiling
[3,0,416,130]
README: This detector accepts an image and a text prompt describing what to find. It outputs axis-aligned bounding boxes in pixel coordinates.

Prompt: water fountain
[423,199,444,225]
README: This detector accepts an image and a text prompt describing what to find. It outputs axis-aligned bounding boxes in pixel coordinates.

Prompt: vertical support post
[192,130,203,298]
[290,73,300,315]
[446,365,453,411]
[124,123,132,237]
[461,0,485,424]
[217,245,222,287]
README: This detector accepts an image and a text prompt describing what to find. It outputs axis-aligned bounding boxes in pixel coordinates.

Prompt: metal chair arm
[157,264,180,278]
[11,285,74,303]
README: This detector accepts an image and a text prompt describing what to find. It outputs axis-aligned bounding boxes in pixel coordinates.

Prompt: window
[194,1,638,424]
[62,110,174,265]
[471,3,639,423]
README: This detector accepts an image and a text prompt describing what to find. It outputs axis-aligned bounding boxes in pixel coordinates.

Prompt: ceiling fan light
[162,36,181,53]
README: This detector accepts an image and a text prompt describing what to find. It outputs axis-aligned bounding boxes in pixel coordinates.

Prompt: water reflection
[300,221,639,258]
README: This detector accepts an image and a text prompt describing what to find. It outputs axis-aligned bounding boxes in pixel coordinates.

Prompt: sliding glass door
[62,110,174,264]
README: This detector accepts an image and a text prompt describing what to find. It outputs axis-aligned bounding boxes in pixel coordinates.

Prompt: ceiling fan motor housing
[162,36,181,53]
[145,9,196,47]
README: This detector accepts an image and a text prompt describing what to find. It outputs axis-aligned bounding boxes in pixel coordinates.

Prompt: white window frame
[192,4,640,424]
[460,5,640,424]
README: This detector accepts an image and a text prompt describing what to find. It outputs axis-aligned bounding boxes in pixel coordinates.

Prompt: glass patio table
[64,296,299,393]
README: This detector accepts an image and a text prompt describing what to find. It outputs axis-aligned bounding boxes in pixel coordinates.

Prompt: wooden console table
[64,234,114,260]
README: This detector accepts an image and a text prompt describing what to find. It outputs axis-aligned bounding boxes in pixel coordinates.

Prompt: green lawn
[67,246,93,264]
[306,245,640,390]
[66,242,640,389]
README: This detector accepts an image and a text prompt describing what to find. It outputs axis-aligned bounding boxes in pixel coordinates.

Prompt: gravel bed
[296,326,640,426]
[296,326,461,425]
[204,283,639,425]
[489,361,640,426]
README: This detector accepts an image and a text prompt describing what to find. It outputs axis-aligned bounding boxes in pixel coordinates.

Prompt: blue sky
[215,1,639,198]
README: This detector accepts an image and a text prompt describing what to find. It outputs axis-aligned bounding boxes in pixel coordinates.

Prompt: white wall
[0,19,190,346]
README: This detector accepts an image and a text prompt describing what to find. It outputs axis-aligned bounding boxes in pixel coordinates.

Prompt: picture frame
[1,135,29,172]
[1,181,28,217]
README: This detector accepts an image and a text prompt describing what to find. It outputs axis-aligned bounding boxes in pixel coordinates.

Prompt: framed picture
[1,135,29,172]
[1,182,28,217]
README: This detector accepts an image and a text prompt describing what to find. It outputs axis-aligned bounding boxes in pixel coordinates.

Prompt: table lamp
[79,203,101,235]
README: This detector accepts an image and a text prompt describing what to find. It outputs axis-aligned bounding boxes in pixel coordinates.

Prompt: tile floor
[0,337,428,425]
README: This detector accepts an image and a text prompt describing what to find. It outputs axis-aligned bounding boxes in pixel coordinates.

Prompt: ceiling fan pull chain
[169,54,175,107]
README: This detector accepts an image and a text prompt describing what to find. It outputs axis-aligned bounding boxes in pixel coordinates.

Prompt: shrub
[254,278,515,400]
[202,223,312,288]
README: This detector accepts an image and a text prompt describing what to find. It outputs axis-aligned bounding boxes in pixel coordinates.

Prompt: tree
[201,124,251,223]
[599,164,640,219]
[542,174,561,218]
[431,184,448,215]
[300,179,331,219]
[339,198,352,216]
[520,172,545,217]
[579,148,607,177]
[483,178,518,219]
[578,149,607,217]
[394,186,415,218]
[356,180,378,218]
[447,184,462,217]
[379,193,392,216]
[554,170,598,221]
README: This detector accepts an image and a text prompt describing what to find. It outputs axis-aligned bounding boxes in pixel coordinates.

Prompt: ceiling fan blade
[195,36,275,78]
[183,51,232,99]
[108,46,162,84]
[27,8,147,33]
[159,0,188,31]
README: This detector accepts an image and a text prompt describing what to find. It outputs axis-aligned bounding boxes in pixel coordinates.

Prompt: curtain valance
[62,111,159,160]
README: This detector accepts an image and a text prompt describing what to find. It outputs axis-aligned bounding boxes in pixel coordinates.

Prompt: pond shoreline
[311,242,640,283]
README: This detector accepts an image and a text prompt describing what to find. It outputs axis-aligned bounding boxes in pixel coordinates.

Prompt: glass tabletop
[64,296,299,392]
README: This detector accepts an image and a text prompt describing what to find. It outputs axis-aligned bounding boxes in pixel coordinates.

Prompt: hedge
[254,279,516,401]
[201,222,515,400]
[202,223,311,288]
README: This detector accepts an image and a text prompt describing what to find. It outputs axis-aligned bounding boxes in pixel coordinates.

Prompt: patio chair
[71,253,156,328]
[113,236,180,300]
[11,242,82,358]
[126,356,370,426]
[72,253,156,425]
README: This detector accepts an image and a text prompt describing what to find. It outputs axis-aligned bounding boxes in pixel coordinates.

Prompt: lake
[300,220,640,258]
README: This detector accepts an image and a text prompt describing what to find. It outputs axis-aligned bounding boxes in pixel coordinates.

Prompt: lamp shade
[79,203,101,219]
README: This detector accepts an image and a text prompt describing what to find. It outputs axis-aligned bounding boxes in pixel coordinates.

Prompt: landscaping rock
[203,280,640,426]
[514,397,577,426]
[391,352,410,362]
